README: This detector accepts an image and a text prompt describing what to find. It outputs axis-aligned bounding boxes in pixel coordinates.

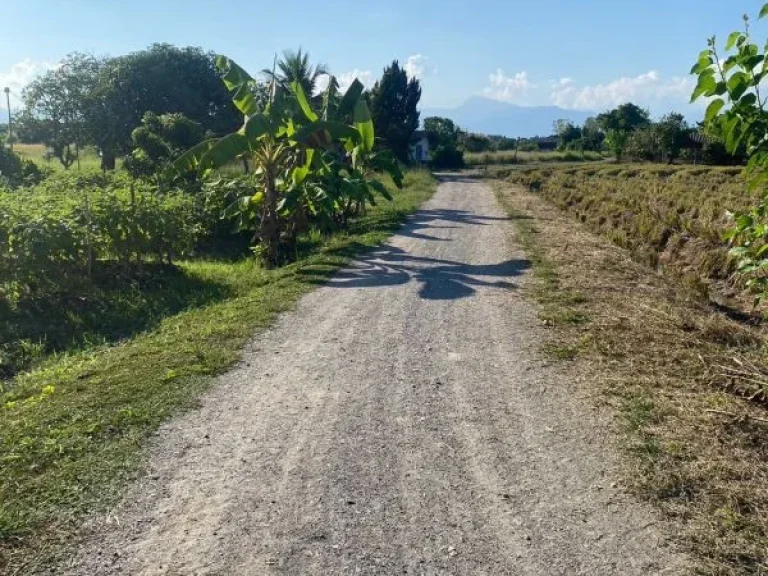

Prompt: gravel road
[64,176,685,575]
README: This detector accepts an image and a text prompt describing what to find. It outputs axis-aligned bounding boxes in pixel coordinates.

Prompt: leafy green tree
[262,48,328,98]
[13,110,47,144]
[462,133,493,153]
[553,119,582,151]
[653,113,690,163]
[124,112,206,179]
[89,44,241,170]
[596,102,650,161]
[624,125,658,161]
[424,116,464,169]
[369,61,421,162]
[580,117,605,152]
[23,53,102,169]
[691,3,768,296]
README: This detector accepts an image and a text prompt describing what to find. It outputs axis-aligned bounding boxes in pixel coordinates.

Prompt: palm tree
[263,48,329,97]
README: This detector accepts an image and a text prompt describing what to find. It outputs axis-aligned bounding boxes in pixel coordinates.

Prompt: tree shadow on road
[301,244,530,300]
[300,205,527,300]
[370,208,511,243]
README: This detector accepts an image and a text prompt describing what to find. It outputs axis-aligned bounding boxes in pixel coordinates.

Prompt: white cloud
[339,69,374,92]
[405,54,429,79]
[482,69,535,103]
[314,55,430,98]
[549,70,697,111]
[315,70,374,96]
[0,59,55,105]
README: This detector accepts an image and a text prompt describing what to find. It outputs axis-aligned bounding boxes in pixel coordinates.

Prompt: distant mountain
[420,96,594,138]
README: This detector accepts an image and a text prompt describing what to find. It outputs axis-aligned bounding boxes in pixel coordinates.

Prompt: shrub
[0,172,200,297]
[424,116,465,169]
[0,146,45,187]
[429,144,465,169]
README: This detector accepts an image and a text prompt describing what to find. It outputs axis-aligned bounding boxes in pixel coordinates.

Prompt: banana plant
[167,56,401,266]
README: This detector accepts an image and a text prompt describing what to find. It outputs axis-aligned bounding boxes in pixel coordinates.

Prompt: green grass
[14,143,113,171]
[492,188,590,328]
[0,170,436,571]
[465,149,607,167]
[0,262,233,379]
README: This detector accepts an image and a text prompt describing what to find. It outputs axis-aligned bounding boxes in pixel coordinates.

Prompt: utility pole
[3,87,11,151]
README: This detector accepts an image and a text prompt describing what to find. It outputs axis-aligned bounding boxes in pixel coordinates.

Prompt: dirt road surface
[63,176,685,575]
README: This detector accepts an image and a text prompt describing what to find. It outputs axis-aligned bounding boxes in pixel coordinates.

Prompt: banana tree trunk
[262,167,280,266]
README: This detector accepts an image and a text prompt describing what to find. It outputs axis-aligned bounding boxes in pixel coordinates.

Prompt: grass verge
[0,170,436,573]
[494,179,768,575]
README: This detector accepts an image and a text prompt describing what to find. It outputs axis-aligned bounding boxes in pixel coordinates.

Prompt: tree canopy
[22,44,241,170]
[262,48,328,98]
[369,61,421,162]
[424,116,464,169]
[596,103,651,161]
[23,53,102,168]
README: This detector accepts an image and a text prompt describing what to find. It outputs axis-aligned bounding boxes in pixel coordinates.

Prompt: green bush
[0,172,200,297]
[0,146,46,187]
[429,144,465,169]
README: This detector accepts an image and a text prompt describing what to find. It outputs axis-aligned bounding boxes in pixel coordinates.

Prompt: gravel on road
[63,176,685,575]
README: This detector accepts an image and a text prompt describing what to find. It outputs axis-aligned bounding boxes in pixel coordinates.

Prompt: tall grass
[465,149,606,166]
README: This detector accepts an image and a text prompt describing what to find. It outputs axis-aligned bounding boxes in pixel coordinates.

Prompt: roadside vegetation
[488,7,768,571]
[0,42,437,572]
[495,180,768,574]
[505,164,755,304]
[0,170,435,571]
[466,149,605,166]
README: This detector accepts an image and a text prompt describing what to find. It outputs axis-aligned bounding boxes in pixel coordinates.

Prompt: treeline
[554,103,743,165]
[461,133,548,153]
[458,102,747,166]
[8,45,431,174]
[14,45,239,170]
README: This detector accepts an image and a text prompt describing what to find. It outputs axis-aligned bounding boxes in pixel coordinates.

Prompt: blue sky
[1,0,764,117]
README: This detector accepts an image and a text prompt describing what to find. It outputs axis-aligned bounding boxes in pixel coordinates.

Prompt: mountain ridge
[420,96,594,138]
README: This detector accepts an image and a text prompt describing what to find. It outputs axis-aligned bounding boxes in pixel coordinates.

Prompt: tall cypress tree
[369,61,421,163]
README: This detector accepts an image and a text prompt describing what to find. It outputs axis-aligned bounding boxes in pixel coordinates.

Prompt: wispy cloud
[0,59,56,105]
[482,69,535,103]
[549,70,697,111]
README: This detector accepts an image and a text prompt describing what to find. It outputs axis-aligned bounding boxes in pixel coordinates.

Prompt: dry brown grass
[465,149,606,166]
[494,180,768,575]
[503,164,756,308]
